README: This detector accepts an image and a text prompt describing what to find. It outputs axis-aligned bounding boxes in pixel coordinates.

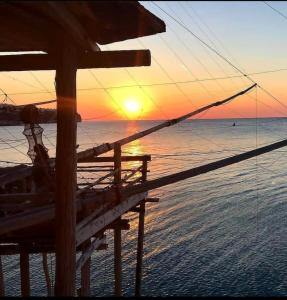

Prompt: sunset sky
[2,1,287,120]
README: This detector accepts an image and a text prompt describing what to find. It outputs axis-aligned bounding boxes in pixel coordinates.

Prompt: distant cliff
[0,104,82,126]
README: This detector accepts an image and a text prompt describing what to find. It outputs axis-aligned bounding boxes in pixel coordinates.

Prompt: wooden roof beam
[0,50,151,72]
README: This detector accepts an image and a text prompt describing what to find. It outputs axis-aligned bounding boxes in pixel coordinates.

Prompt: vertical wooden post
[135,159,148,297]
[0,256,5,297]
[114,143,122,297]
[42,253,52,296]
[20,253,30,297]
[54,41,78,297]
[80,239,91,296]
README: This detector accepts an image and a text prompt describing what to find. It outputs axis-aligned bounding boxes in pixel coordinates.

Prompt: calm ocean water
[1,118,287,296]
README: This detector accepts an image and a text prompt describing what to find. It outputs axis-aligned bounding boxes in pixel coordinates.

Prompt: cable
[263,1,287,21]
[152,1,287,113]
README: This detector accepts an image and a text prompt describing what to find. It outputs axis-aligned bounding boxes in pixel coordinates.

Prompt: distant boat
[232,122,236,126]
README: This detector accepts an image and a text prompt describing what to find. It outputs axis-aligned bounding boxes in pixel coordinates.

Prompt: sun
[123,98,142,114]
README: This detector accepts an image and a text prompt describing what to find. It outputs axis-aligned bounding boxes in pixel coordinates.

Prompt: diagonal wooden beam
[0,50,151,72]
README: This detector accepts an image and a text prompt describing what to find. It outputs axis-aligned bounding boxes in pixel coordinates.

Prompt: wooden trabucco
[0,145,156,296]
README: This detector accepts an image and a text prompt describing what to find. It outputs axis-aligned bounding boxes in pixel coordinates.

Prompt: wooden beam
[76,236,106,271]
[20,253,30,297]
[42,253,52,296]
[76,192,147,246]
[0,50,151,72]
[135,202,146,297]
[0,256,5,297]
[124,137,287,197]
[54,42,77,297]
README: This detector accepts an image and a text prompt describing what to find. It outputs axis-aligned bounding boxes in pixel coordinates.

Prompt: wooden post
[20,253,30,296]
[0,256,5,296]
[42,253,52,296]
[114,143,122,297]
[80,239,91,296]
[54,41,78,296]
[135,159,148,296]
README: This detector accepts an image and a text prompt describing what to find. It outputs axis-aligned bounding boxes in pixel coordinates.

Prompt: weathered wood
[2,134,287,238]
[20,253,30,297]
[0,193,52,204]
[106,219,130,230]
[80,240,91,296]
[54,41,78,297]
[135,202,146,297]
[0,256,5,297]
[76,192,147,246]
[42,253,52,296]
[78,155,151,163]
[145,198,160,203]
[0,50,151,72]
[76,236,106,271]
[113,143,122,297]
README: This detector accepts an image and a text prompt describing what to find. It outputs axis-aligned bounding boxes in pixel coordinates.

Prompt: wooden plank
[78,155,151,163]
[42,253,52,296]
[20,253,30,296]
[135,202,145,297]
[0,256,5,297]
[76,192,147,246]
[2,134,287,238]
[0,193,52,204]
[76,235,106,271]
[54,42,77,297]
[80,240,91,297]
[124,137,287,197]
[0,50,151,72]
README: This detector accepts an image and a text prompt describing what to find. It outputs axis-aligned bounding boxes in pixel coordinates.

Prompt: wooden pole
[135,202,146,297]
[135,159,148,296]
[114,143,122,297]
[80,239,91,296]
[42,253,52,296]
[0,256,5,296]
[54,41,78,296]
[20,253,30,296]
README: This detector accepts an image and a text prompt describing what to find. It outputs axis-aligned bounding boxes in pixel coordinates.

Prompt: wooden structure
[1,2,285,298]
[0,1,165,297]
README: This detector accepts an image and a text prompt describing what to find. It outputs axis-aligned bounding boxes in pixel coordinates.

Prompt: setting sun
[123,98,142,114]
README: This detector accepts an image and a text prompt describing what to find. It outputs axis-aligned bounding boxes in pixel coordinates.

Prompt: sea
[1,118,287,296]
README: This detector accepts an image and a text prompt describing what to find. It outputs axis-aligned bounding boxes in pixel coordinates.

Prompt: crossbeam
[1,136,287,236]
[0,50,151,72]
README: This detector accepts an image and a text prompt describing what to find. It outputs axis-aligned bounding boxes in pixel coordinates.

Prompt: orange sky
[2,2,287,121]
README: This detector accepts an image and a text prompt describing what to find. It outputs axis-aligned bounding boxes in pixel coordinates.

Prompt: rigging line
[0,135,27,157]
[182,1,248,74]
[139,8,285,139]
[0,88,16,105]
[82,108,121,121]
[16,99,56,107]
[29,71,54,97]
[0,68,286,97]
[165,2,238,92]
[76,84,256,160]
[1,73,45,90]
[88,69,130,120]
[152,1,287,113]
[173,3,287,120]
[262,1,287,21]
[168,1,251,94]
